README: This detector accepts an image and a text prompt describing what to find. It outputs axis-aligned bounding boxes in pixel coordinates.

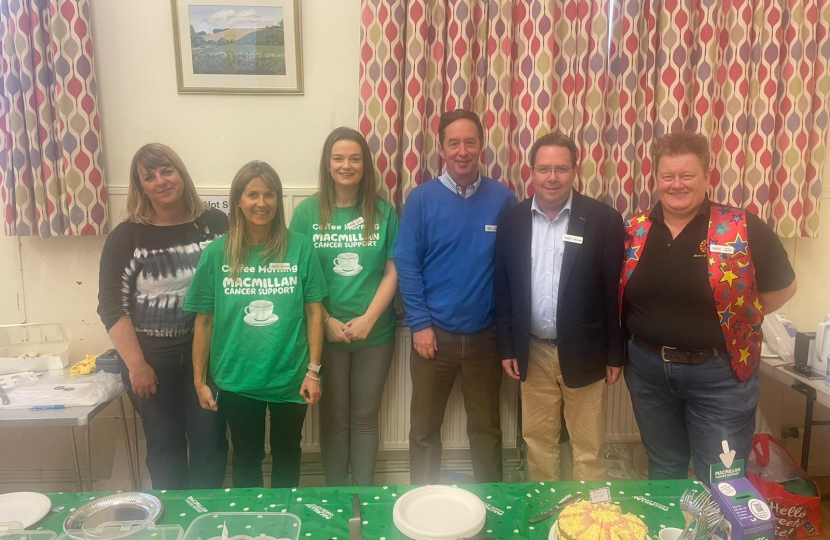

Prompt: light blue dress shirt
[439,170,482,198]
[529,190,573,339]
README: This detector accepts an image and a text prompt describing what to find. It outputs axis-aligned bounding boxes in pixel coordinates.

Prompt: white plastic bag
[762,313,798,362]
[0,371,123,409]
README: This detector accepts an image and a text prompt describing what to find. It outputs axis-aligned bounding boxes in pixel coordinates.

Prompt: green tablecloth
[36,480,697,539]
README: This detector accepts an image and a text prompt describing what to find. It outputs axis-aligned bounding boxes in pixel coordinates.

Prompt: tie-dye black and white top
[97,208,229,354]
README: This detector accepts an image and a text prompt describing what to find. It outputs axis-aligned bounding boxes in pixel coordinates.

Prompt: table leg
[132,405,142,490]
[119,396,137,490]
[85,424,93,492]
[69,427,82,492]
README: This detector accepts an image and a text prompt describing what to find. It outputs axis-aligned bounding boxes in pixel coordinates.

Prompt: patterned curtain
[358,0,614,205]
[608,0,830,237]
[0,0,107,237]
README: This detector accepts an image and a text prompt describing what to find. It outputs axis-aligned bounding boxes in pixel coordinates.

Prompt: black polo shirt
[622,199,795,351]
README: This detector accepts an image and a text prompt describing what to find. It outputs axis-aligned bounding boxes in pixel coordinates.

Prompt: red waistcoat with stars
[619,204,762,381]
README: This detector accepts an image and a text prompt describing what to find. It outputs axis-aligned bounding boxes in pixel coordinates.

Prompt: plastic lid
[0,523,57,540]
[58,522,183,540]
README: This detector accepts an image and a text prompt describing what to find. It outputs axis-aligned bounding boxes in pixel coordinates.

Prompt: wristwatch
[307,363,322,374]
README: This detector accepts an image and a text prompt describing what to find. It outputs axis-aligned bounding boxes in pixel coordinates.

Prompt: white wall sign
[202,195,230,215]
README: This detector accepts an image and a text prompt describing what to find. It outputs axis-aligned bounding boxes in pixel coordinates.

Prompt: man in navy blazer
[494,132,625,481]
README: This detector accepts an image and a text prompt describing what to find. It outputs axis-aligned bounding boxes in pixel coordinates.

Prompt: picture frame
[171,0,303,94]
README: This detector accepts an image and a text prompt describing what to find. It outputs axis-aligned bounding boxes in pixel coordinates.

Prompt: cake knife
[349,493,362,540]
[528,493,583,523]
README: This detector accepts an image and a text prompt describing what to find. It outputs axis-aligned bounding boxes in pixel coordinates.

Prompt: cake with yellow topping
[556,501,648,540]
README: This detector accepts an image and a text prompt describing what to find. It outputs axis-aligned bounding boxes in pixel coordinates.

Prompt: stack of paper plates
[393,485,486,540]
[0,492,52,528]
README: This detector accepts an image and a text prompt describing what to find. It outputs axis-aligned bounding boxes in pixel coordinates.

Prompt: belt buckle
[660,346,677,363]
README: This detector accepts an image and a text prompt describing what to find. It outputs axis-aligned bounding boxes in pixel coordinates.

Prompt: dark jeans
[409,325,503,485]
[220,391,308,488]
[119,350,228,490]
[625,338,759,482]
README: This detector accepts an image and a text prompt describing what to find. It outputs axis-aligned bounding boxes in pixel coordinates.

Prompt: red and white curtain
[1,0,107,237]
[359,0,830,238]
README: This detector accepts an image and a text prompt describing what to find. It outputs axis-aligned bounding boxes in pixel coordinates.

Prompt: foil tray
[63,492,163,535]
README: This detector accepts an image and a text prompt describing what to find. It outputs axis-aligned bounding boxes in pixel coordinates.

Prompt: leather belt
[529,334,558,346]
[633,337,720,364]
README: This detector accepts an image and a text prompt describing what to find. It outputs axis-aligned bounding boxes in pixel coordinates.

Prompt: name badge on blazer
[485,225,497,232]
[563,234,583,244]
[709,244,735,255]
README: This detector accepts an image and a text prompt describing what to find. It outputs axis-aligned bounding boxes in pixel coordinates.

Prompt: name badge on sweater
[269,263,292,271]
[485,225,497,232]
[345,217,364,230]
[563,234,583,244]
[709,244,735,255]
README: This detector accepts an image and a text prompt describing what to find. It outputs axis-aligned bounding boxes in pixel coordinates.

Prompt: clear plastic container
[0,323,70,375]
[182,513,301,540]
[57,522,183,540]
[0,524,57,540]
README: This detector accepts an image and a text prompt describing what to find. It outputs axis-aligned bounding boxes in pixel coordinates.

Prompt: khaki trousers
[521,339,607,481]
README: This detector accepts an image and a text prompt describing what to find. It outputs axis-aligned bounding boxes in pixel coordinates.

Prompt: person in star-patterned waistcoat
[619,131,797,482]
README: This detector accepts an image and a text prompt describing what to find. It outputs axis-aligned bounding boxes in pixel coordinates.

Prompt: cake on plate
[556,500,648,540]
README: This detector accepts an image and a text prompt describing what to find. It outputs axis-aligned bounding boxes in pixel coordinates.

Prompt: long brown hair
[317,127,379,240]
[126,143,205,224]
[225,161,287,279]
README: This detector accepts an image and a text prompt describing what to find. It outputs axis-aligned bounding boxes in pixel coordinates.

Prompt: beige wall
[0,0,360,491]
[1,0,830,490]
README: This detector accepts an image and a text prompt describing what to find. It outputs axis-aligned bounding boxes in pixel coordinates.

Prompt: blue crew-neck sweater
[394,176,517,334]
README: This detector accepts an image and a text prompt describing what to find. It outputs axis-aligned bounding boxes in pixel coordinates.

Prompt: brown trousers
[409,325,503,485]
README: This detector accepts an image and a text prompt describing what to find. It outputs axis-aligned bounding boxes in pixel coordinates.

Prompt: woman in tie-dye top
[97,143,228,490]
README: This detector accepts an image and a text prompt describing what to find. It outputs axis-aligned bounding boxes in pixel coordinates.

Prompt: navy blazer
[494,189,625,387]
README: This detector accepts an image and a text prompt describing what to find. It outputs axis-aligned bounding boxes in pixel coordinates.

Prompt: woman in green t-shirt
[186,160,327,488]
[289,127,399,486]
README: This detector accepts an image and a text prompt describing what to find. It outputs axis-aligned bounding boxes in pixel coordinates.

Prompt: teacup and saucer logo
[333,252,362,276]
[244,300,279,326]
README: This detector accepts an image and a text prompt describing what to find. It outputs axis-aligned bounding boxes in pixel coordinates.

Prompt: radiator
[301,328,520,452]
[605,376,641,442]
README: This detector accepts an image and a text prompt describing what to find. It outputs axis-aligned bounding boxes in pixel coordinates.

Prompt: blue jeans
[120,349,228,489]
[625,338,759,482]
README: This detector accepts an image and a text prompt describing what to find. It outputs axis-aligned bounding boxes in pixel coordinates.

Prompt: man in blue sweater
[395,109,517,484]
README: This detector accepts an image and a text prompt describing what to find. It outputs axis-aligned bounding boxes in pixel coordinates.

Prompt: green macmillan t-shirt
[184,233,327,404]
[289,195,399,350]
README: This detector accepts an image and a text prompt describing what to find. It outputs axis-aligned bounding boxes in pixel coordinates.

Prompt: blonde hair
[225,161,287,279]
[126,143,206,224]
[317,127,379,241]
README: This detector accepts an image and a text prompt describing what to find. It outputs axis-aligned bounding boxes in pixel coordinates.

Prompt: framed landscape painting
[171,0,303,94]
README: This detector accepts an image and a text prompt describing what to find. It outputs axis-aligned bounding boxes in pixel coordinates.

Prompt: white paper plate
[0,492,52,528]
[549,520,559,540]
[393,485,486,540]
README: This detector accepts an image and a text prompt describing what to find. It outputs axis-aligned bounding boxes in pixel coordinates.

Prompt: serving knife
[528,493,584,523]
[349,493,362,540]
